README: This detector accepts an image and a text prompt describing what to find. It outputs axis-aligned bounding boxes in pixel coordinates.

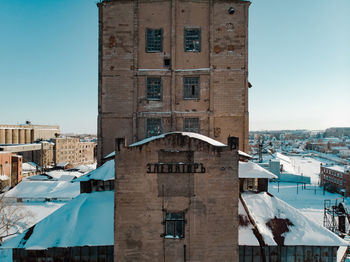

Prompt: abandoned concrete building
[97,0,251,164]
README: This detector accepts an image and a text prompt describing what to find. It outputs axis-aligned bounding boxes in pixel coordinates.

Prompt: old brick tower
[97,0,251,163]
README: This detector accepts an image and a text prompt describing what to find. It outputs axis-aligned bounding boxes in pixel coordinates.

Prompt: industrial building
[0,152,22,190]
[0,124,59,145]
[321,164,350,196]
[97,0,251,163]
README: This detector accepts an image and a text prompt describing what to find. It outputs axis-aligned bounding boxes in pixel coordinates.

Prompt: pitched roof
[1,191,113,249]
[240,192,347,247]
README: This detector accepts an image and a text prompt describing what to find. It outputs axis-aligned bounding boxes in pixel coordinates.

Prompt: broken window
[146,28,163,52]
[146,118,162,138]
[165,212,184,238]
[183,118,200,133]
[146,77,162,100]
[183,76,200,99]
[184,28,201,52]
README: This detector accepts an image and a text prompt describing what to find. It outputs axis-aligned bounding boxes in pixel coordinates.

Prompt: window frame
[146,28,163,53]
[146,77,162,101]
[183,76,200,100]
[183,118,200,133]
[184,27,201,52]
[164,212,185,239]
[146,118,162,138]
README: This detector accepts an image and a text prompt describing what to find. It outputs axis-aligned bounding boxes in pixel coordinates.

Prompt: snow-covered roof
[22,163,38,172]
[324,165,350,173]
[238,150,252,159]
[239,200,259,245]
[0,175,9,181]
[240,192,347,246]
[239,161,277,179]
[4,179,79,199]
[104,132,227,159]
[1,191,113,249]
[104,151,115,159]
[129,132,226,147]
[56,162,69,168]
[74,160,114,182]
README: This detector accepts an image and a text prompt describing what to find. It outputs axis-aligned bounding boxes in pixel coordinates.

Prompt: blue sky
[0,0,349,134]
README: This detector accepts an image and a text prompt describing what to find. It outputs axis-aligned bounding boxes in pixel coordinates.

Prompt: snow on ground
[269,182,349,227]
[273,153,328,185]
[287,156,325,185]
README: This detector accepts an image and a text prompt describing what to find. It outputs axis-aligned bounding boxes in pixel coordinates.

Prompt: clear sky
[0,0,349,134]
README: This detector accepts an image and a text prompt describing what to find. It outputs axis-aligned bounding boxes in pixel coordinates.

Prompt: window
[184,28,201,52]
[165,212,184,239]
[146,77,162,100]
[183,77,200,99]
[146,28,163,52]
[184,118,200,133]
[146,118,162,137]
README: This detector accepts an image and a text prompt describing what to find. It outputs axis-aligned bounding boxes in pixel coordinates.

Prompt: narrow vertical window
[146,77,162,100]
[183,77,200,99]
[183,118,200,133]
[146,28,163,52]
[184,28,201,52]
[165,212,184,239]
[146,118,162,138]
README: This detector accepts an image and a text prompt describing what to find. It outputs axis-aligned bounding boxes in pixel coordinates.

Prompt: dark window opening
[183,118,200,133]
[146,118,162,138]
[164,58,171,67]
[146,77,162,100]
[146,28,163,52]
[183,77,200,99]
[184,28,201,52]
[165,212,184,239]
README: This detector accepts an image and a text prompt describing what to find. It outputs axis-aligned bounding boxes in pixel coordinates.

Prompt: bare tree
[0,194,33,242]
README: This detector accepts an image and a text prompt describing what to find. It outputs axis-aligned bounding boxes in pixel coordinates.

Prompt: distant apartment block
[53,138,96,168]
[324,127,350,138]
[0,124,59,145]
[321,164,350,196]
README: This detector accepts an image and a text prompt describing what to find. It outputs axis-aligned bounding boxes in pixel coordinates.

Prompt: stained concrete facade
[114,133,239,261]
[97,0,250,164]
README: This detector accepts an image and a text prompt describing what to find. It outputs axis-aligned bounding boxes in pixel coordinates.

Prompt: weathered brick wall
[115,134,239,261]
[98,0,250,162]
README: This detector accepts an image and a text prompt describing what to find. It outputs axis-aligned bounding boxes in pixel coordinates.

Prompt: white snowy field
[275,154,326,185]
[269,182,349,227]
